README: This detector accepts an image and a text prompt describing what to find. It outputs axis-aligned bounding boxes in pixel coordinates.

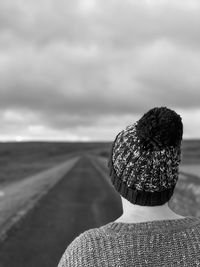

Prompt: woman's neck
[115,197,184,223]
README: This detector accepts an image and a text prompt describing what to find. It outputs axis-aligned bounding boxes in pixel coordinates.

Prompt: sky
[0,0,200,141]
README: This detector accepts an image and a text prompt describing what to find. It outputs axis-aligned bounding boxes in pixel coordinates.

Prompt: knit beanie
[108,107,183,206]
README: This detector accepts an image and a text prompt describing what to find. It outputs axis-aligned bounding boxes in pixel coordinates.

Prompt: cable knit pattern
[108,107,183,206]
[58,217,200,266]
[111,123,181,192]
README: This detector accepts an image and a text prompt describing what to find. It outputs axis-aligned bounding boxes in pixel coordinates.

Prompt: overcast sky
[0,0,200,141]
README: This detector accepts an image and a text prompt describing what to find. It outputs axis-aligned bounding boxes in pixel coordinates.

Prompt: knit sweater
[58,216,200,266]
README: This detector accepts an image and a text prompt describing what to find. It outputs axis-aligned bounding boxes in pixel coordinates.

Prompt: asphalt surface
[0,157,79,241]
[0,155,122,267]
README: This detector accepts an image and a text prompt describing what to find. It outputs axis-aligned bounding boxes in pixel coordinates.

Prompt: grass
[170,171,200,217]
[1,140,200,217]
[181,139,200,164]
[0,140,199,185]
[0,141,110,185]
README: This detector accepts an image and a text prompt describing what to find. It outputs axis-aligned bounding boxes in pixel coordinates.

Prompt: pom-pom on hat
[108,107,183,206]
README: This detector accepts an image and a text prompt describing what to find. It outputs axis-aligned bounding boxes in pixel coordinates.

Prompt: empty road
[0,155,122,267]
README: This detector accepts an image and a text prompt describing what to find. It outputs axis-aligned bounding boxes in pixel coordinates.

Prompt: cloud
[0,0,200,140]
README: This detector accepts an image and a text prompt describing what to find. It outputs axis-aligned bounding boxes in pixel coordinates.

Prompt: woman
[58,107,200,266]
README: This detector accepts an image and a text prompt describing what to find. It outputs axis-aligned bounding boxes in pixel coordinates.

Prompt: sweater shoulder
[76,225,106,242]
[74,225,109,248]
[70,225,108,249]
[67,227,104,252]
[57,226,107,267]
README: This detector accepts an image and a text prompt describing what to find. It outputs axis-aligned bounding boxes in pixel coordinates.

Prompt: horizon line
[0,138,199,143]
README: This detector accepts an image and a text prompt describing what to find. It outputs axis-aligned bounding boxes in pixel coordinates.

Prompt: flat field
[0,140,200,217]
[0,141,110,185]
[0,140,199,267]
[0,140,200,219]
[181,139,200,164]
[1,139,198,185]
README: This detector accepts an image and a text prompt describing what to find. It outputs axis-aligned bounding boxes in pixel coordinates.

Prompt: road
[0,156,80,241]
[0,155,122,267]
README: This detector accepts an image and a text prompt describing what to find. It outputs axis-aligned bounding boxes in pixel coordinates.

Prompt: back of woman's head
[108,107,183,206]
